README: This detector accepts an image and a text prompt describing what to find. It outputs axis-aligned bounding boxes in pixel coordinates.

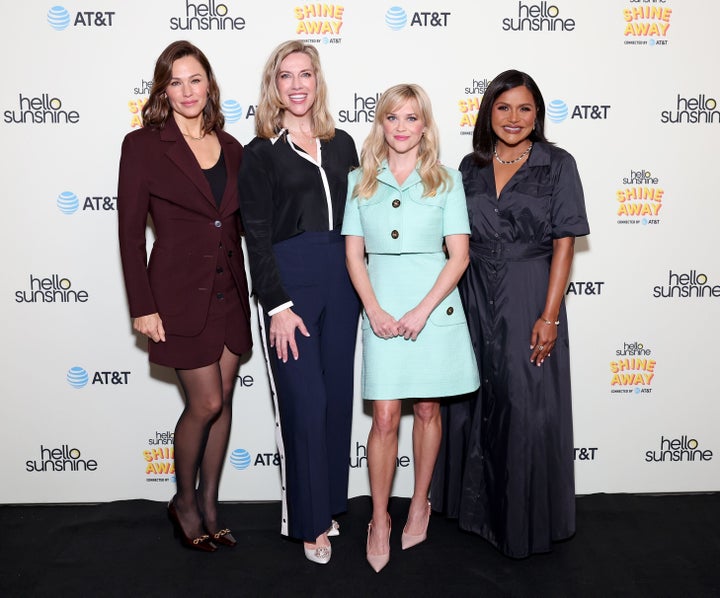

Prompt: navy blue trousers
[260,231,360,541]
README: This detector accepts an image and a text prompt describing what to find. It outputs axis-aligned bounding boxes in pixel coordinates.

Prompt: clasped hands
[368,306,428,342]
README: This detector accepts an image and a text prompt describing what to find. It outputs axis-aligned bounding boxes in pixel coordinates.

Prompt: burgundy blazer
[118,117,251,338]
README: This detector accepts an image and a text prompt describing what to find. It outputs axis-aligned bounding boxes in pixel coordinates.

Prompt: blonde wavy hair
[353,83,450,199]
[254,40,335,140]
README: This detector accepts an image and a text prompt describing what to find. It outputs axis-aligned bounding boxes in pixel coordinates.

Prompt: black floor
[2,493,719,597]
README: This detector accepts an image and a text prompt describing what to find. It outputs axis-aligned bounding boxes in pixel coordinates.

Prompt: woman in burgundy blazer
[118,40,251,552]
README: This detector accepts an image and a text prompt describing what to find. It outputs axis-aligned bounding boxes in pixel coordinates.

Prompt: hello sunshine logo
[143,430,175,481]
[457,76,490,135]
[610,341,656,395]
[615,168,665,225]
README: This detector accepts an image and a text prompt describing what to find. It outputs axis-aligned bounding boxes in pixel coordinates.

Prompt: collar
[376,159,423,190]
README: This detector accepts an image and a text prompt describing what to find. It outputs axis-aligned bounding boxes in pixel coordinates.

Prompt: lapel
[376,160,422,191]
[161,117,217,211]
[215,129,239,217]
[494,142,549,199]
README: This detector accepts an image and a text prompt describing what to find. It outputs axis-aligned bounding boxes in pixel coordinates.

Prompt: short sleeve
[340,170,364,237]
[441,168,471,237]
[550,151,590,239]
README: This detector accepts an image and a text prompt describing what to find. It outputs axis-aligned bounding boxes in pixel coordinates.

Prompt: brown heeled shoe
[366,514,391,573]
[401,500,431,550]
[207,527,237,548]
[167,497,217,552]
[195,489,236,548]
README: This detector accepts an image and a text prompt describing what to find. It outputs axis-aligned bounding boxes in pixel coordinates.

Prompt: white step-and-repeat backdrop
[2,1,718,504]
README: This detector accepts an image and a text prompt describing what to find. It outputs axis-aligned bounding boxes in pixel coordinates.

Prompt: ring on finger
[538,345,544,350]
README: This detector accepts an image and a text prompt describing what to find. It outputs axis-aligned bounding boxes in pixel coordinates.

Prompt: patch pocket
[428,290,466,326]
[514,182,553,200]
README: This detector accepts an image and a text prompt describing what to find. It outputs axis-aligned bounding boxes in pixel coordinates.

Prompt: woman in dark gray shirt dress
[433,70,590,558]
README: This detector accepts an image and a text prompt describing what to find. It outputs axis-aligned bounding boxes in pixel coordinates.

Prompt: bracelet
[540,317,560,326]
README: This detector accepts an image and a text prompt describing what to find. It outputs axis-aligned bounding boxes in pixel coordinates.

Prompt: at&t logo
[230,448,282,470]
[547,99,610,123]
[56,191,117,215]
[66,366,131,388]
[230,448,252,470]
[47,6,115,30]
[384,6,450,30]
[566,281,604,296]
[221,100,242,124]
[574,447,598,461]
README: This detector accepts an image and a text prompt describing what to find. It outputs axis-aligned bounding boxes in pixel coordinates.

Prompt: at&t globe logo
[230,448,251,470]
[385,6,408,30]
[48,6,71,30]
[547,99,569,123]
[547,98,610,123]
[67,366,89,389]
[221,100,242,124]
[57,191,79,215]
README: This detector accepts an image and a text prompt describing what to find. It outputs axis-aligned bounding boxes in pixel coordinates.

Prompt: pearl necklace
[493,142,532,165]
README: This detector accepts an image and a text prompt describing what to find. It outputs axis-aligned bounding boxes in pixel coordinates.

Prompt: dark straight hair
[471,69,550,166]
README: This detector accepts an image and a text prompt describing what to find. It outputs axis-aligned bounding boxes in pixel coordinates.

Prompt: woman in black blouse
[238,40,360,565]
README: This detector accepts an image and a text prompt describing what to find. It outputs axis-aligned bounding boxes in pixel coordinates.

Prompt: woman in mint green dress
[343,84,479,572]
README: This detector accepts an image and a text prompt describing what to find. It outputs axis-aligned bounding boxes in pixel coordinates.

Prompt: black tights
[171,346,240,537]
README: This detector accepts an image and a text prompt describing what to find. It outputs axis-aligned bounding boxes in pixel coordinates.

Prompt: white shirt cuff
[268,301,294,316]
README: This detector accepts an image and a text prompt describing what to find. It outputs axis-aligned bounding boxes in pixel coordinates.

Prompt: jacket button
[214,220,222,228]
[216,267,224,274]
[446,306,454,315]
[392,199,401,208]
[391,230,399,239]
[228,250,234,257]
[216,292,224,300]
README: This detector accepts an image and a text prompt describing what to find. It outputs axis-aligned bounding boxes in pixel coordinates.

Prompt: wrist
[539,315,560,326]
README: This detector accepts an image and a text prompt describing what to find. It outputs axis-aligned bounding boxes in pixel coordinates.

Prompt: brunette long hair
[141,40,224,132]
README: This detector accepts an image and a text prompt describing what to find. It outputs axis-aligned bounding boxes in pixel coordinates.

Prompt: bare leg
[367,400,401,555]
[172,357,225,538]
[196,346,240,530]
[405,399,441,535]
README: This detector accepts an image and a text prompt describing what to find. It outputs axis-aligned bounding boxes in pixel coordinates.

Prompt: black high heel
[167,497,217,552]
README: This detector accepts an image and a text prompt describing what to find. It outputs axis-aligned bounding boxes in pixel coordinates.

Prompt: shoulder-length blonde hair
[142,40,224,132]
[254,40,335,140]
[354,83,449,199]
